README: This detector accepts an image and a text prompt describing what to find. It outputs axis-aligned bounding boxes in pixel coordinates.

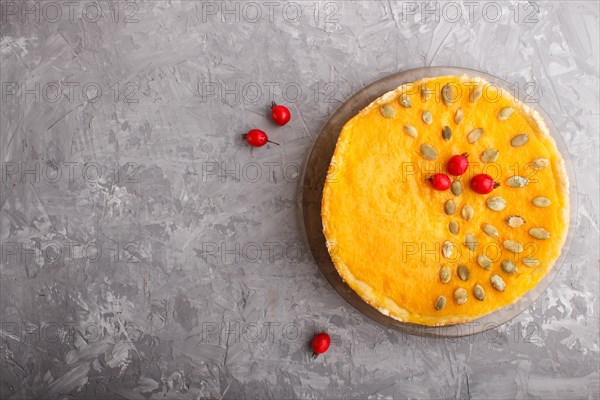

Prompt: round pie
[321,75,570,326]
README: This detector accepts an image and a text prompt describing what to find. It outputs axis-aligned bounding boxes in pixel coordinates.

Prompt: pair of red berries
[428,153,500,194]
[243,103,291,147]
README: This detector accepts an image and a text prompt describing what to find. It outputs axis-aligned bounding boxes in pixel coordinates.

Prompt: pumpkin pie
[321,75,569,326]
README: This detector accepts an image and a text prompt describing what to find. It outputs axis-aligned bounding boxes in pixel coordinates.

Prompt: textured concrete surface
[0,1,598,399]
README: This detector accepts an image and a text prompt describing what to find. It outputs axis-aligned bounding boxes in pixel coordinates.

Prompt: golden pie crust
[321,75,569,326]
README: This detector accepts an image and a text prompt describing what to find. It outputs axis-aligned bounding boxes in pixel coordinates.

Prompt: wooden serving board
[299,67,576,337]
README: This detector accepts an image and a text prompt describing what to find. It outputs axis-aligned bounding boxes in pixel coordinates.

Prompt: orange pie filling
[321,75,569,326]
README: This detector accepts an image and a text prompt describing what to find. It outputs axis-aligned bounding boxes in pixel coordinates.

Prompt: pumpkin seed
[461,204,474,221]
[465,233,478,251]
[422,110,433,125]
[435,295,447,310]
[441,84,454,105]
[454,108,464,124]
[451,181,463,196]
[470,85,482,102]
[529,227,551,240]
[442,126,452,141]
[457,265,470,281]
[481,149,499,163]
[507,175,529,188]
[421,85,432,101]
[380,105,395,118]
[473,285,485,301]
[420,144,437,160]
[503,240,524,253]
[440,266,452,283]
[487,196,507,211]
[477,255,492,270]
[531,158,550,170]
[442,241,453,258]
[449,220,459,235]
[501,259,517,274]
[399,93,412,108]
[467,128,484,144]
[444,199,456,215]
[523,257,540,267]
[511,134,529,147]
[454,288,468,305]
[506,215,526,228]
[404,124,418,138]
[490,275,506,292]
[498,106,514,120]
[532,196,551,207]
[482,223,499,238]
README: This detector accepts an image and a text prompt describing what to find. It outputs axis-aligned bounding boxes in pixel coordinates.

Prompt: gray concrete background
[0,1,598,399]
